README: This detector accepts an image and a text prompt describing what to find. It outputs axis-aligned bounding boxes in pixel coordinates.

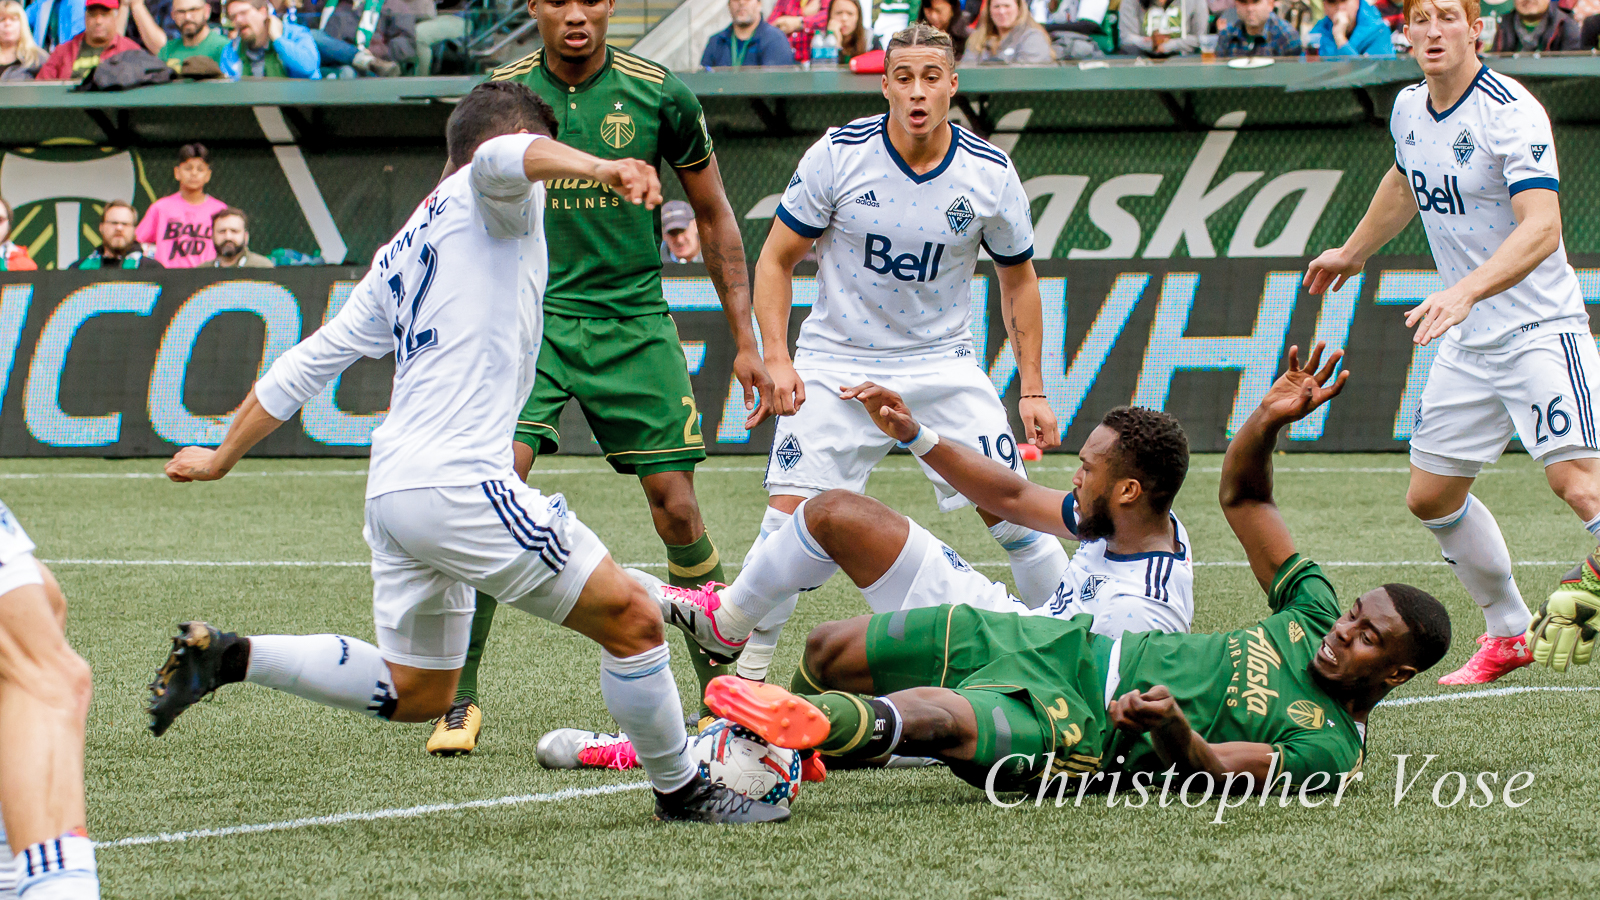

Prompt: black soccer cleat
[147,622,241,736]
[652,774,791,825]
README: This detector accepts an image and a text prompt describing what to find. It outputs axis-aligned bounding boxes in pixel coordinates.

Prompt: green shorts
[514,312,707,476]
[864,605,1115,791]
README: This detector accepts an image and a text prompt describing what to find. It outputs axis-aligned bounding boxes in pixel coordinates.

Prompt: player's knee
[802,620,853,686]
[805,490,873,545]
[596,580,665,658]
[1405,485,1456,520]
[1549,471,1600,513]
[390,671,456,721]
[45,650,93,720]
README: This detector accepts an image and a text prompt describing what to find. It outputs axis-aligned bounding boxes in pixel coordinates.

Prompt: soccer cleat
[147,622,238,736]
[703,675,829,750]
[653,774,790,824]
[658,583,746,664]
[1530,555,1600,671]
[696,715,718,733]
[426,699,482,756]
[799,751,827,783]
[535,729,639,770]
[1436,632,1533,684]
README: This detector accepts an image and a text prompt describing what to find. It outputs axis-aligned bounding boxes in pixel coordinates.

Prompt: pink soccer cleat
[658,582,747,664]
[534,729,639,770]
[1436,632,1533,684]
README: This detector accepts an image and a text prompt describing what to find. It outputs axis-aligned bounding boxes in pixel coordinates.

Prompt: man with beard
[208,208,274,268]
[72,201,163,270]
[130,0,227,66]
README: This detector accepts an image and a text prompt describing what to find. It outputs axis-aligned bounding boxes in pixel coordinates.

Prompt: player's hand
[1258,342,1348,427]
[1018,396,1059,450]
[1303,247,1363,295]
[594,158,662,210]
[1529,586,1599,672]
[839,382,920,444]
[165,447,229,483]
[1404,286,1474,347]
[734,347,775,428]
[1108,685,1185,733]
[767,358,806,417]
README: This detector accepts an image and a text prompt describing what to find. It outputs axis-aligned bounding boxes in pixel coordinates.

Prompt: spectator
[1310,0,1394,55]
[74,201,163,269]
[962,0,1054,62]
[220,0,319,77]
[1043,0,1117,58]
[1119,0,1207,55]
[0,0,46,78]
[209,208,274,268]
[130,0,224,63]
[26,0,82,51]
[701,0,794,66]
[1217,0,1299,53]
[769,0,827,61]
[135,143,228,268]
[36,0,138,80]
[1493,0,1580,48]
[658,201,702,264]
[402,0,460,75]
[0,199,36,271]
[825,0,878,61]
[322,0,410,75]
[1580,1,1600,45]
[917,0,970,56]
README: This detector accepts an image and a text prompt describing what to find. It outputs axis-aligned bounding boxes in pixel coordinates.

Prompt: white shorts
[0,501,43,598]
[860,520,1021,615]
[363,481,607,669]
[767,360,1027,512]
[1411,332,1600,478]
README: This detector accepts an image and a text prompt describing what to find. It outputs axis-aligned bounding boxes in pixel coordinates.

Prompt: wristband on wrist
[896,426,940,457]
[1020,394,1047,399]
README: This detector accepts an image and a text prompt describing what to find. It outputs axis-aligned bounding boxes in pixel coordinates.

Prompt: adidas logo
[1405,131,1416,145]
[854,190,880,207]
[1532,143,1548,162]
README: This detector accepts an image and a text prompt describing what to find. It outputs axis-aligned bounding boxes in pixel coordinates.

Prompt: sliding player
[702,346,1453,798]
[144,83,786,825]
[0,504,98,899]
[735,22,1069,685]
[1307,0,1600,682]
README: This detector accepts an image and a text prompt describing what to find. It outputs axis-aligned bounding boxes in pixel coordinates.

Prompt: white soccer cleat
[535,729,638,770]
[636,576,747,664]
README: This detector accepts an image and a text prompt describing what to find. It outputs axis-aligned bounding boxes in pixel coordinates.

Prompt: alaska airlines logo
[864,234,946,282]
[1242,626,1282,716]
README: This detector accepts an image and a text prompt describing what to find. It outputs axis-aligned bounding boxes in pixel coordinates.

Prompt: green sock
[666,533,730,719]
[454,590,498,705]
[790,658,825,694]
[804,691,885,757]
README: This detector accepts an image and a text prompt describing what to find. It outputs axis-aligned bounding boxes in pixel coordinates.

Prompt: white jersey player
[143,83,785,825]
[1307,0,1600,683]
[732,24,1071,682]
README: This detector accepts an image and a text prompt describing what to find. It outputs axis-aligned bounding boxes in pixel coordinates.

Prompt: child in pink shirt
[136,142,228,268]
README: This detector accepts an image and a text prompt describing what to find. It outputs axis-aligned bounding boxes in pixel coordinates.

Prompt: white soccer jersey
[255,134,549,498]
[777,114,1035,370]
[1035,495,1194,637]
[1391,67,1587,351]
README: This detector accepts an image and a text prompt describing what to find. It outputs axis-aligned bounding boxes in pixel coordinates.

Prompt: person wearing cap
[36,0,140,80]
[659,200,703,264]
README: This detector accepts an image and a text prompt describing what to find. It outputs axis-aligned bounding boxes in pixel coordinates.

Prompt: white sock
[988,520,1071,608]
[736,507,801,681]
[1422,496,1530,638]
[1584,512,1600,538]
[599,644,696,793]
[15,834,97,900]
[245,634,400,719]
[719,500,836,638]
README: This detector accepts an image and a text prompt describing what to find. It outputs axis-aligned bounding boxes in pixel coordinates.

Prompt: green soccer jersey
[1114,555,1365,786]
[159,29,227,65]
[490,47,714,318]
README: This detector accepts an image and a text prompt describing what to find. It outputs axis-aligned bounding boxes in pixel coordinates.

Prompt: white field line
[41,559,1581,570]
[91,684,1600,850]
[0,466,1517,479]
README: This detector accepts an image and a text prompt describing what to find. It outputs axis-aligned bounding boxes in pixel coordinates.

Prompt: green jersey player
[426,0,772,754]
[692,345,1456,796]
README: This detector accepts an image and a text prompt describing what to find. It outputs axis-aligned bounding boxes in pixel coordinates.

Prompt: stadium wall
[5,258,1598,457]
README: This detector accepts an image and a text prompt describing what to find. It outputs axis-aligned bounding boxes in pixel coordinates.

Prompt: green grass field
[10,453,1600,899]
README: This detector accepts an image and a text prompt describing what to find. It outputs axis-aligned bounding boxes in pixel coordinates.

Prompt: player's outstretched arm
[1220,343,1348,592]
[166,390,287,482]
[841,381,1076,538]
[680,157,774,428]
[994,260,1059,449]
[1110,687,1277,782]
[1304,165,1415,296]
[754,219,818,417]
[517,138,663,209]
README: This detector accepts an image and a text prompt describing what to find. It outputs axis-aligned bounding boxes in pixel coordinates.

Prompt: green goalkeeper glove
[1529,556,1600,672]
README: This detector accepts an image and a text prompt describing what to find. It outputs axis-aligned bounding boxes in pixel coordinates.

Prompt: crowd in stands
[0,143,274,271]
[697,0,1600,64]
[1,0,465,80]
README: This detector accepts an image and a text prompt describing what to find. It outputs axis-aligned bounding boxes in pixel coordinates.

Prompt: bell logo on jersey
[864,234,947,282]
[1411,171,1467,216]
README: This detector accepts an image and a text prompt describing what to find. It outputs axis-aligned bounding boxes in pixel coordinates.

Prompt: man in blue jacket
[220,0,320,77]
[701,0,795,67]
[1311,0,1394,55]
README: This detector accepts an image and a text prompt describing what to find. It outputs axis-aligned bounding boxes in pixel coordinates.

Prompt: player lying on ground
[0,503,98,899]
[144,82,787,825]
[731,22,1071,688]
[695,346,1455,796]
[1306,0,1600,682]
[536,402,1193,770]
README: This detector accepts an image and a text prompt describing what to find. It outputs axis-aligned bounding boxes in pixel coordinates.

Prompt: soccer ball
[691,718,801,808]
